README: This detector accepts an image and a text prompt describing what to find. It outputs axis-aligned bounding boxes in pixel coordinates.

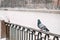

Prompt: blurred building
[0,0,60,9]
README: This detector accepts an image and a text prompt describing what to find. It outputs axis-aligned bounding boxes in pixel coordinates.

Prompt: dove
[37,19,49,32]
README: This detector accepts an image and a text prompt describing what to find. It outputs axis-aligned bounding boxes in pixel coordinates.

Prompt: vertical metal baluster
[29,30,33,40]
[26,29,28,40]
[53,36,56,40]
[35,35,38,40]
[13,25,17,40]
[47,34,49,40]
[48,34,49,40]
[44,34,49,40]
[12,28,14,40]
[10,25,11,40]
[37,32,40,40]
[33,31,36,40]
[35,35,36,40]
[24,29,29,40]
[31,31,34,40]
[14,28,16,40]
[44,34,47,40]
[21,30,22,40]
[23,30,24,40]
[6,24,10,40]
[11,25,14,40]
[39,32,42,40]
[53,36,59,40]
[24,28,27,40]
[9,24,12,40]
[25,32,28,40]
[36,33,38,40]
[16,28,17,40]
[20,30,22,40]
[17,29,19,40]
[32,30,35,40]
[19,28,21,40]
[22,28,25,40]
[29,31,30,40]
[35,32,38,40]
[17,26,21,40]
[28,29,30,40]
[16,26,20,40]
[38,32,41,40]
[24,31,25,40]
[6,24,8,40]
[30,31,32,40]
[6,24,9,40]
[20,27,23,40]
[16,26,19,40]
[33,31,35,40]
[23,28,25,40]
[21,30,23,40]
[24,30,26,40]
[56,37,59,40]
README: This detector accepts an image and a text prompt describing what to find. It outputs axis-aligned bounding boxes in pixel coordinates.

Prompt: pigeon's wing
[41,26,49,31]
[40,25,46,30]
[39,23,46,28]
[39,24,49,31]
[45,27,49,31]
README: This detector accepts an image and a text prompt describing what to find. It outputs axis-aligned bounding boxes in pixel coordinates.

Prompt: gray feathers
[37,19,49,32]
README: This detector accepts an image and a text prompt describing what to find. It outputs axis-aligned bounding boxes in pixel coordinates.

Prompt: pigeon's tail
[46,28,49,32]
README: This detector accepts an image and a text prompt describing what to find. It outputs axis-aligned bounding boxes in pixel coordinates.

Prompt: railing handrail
[5,22,60,38]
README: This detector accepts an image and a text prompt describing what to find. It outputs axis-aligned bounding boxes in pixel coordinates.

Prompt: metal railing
[0,0,60,9]
[0,20,60,40]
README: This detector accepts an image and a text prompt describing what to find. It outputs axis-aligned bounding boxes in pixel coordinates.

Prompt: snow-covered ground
[0,10,60,40]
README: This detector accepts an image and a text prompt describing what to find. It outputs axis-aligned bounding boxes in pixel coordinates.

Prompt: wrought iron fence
[0,0,60,9]
[4,21,60,40]
[0,20,60,40]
